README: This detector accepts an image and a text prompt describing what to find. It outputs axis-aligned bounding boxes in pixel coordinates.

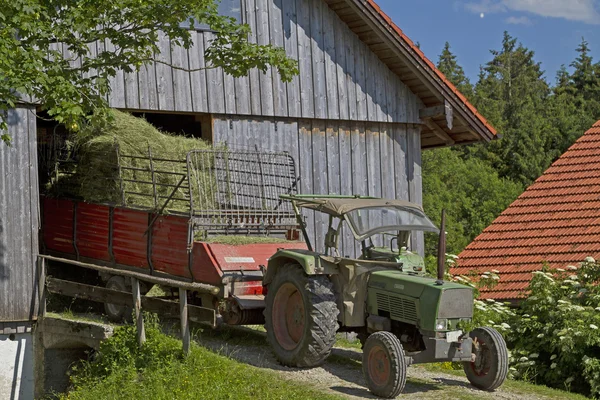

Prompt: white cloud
[505,15,533,25]
[464,0,600,24]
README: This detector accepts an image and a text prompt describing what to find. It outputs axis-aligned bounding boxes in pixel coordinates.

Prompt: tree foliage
[0,0,298,144]
[424,32,600,260]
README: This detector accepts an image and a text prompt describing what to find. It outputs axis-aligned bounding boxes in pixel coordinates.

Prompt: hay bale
[50,110,213,211]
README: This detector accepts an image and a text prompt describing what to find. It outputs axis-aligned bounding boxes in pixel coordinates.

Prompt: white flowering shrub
[449,256,600,396]
[506,259,600,396]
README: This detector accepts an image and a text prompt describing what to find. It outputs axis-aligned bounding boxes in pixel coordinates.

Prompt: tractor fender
[264,249,339,285]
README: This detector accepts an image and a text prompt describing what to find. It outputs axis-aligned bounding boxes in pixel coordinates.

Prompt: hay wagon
[40,146,306,326]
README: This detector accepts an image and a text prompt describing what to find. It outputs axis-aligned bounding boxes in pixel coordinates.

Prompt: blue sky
[375,0,600,86]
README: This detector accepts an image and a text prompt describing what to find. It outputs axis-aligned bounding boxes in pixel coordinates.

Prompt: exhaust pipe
[436,209,446,285]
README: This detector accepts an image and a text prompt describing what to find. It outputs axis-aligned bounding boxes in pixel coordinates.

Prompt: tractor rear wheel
[463,327,508,391]
[104,276,132,322]
[264,264,339,367]
[362,331,407,398]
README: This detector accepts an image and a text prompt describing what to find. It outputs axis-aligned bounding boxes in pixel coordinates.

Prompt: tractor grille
[438,288,473,318]
[376,292,418,323]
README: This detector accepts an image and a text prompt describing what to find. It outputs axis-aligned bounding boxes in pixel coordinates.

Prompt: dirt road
[195,326,539,400]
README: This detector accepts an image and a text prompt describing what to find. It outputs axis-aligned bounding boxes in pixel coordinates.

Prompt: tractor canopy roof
[282,195,439,240]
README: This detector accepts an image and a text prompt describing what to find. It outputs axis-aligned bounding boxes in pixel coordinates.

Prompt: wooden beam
[180,289,190,355]
[419,105,445,119]
[39,254,220,295]
[132,278,146,347]
[419,100,454,130]
[423,118,455,145]
[45,278,217,326]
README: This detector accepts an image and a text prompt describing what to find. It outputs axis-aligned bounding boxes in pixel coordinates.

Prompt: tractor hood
[368,270,467,296]
[367,270,475,331]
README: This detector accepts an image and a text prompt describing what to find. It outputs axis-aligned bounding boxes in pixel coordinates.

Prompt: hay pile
[50,110,213,211]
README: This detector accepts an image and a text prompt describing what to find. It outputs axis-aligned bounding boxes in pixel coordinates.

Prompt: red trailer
[41,148,305,324]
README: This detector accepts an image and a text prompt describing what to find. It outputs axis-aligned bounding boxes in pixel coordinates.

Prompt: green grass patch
[419,363,589,400]
[60,316,340,400]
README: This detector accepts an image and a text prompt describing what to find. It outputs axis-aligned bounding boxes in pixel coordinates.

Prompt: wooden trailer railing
[37,254,219,354]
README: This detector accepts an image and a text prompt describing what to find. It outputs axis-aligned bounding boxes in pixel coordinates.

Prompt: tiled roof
[453,120,600,301]
[364,0,497,138]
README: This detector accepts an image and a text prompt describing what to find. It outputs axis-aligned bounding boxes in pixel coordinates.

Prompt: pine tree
[437,42,474,100]
[469,32,557,186]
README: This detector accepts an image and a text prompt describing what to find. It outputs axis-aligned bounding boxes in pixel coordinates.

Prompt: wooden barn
[0,0,495,397]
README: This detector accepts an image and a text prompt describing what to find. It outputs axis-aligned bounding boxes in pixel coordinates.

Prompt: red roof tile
[454,121,600,300]
[364,0,497,138]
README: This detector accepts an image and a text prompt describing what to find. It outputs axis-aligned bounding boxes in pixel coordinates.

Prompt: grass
[420,363,589,400]
[60,320,341,400]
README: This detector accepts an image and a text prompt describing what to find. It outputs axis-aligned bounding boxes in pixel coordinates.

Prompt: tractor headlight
[435,319,448,331]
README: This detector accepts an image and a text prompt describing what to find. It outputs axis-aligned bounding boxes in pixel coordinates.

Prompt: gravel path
[195,327,535,400]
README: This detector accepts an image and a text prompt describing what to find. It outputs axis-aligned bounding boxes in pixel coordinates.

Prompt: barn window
[180,0,243,31]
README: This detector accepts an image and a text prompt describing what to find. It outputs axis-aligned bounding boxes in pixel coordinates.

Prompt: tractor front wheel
[362,331,407,398]
[264,264,339,368]
[463,327,509,391]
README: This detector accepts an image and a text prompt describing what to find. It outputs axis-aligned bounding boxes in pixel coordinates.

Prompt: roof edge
[360,0,497,140]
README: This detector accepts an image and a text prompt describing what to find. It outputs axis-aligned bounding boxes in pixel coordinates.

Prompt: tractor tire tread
[265,264,339,368]
[464,326,509,391]
[362,331,407,398]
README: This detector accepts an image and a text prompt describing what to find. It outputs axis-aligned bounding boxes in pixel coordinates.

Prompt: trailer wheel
[362,331,406,398]
[463,327,508,391]
[104,276,132,322]
[264,264,339,368]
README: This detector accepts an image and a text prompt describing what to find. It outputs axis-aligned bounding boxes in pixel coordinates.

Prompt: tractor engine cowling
[366,270,474,333]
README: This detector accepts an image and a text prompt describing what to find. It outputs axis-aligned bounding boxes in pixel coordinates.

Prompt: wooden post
[132,277,146,346]
[38,257,46,318]
[179,288,190,355]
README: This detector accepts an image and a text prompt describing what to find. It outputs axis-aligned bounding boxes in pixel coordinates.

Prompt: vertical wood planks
[407,126,424,254]
[256,0,275,116]
[326,122,340,196]
[298,119,316,249]
[310,0,327,120]
[155,32,175,111]
[283,0,301,117]
[323,7,339,120]
[102,40,126,109]
[171,42,193,112]
[138,58,159,110]
[380,124,395,200]
[296,0,314,118]
[0,106,40,321]
[204,33,226,114]
[393,125,409,201]
[311,120,328,252]
[334,16,349,121]
[338,122,353,256]
[354,40,368,121]
[189,32,209,113]
[270,0,288,117]
[246,0,263,115]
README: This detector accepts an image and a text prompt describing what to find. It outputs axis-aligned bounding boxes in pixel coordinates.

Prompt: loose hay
[49,110,214,211]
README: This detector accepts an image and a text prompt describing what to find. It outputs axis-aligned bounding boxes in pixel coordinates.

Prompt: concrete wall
[0,333,34,400]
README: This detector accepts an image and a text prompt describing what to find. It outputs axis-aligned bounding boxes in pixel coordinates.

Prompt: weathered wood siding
[103,0,421,124]
[213,116,424,256]
[0,106,40,322]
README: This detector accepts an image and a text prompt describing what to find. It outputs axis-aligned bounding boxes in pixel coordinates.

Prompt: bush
[451,257,600,397]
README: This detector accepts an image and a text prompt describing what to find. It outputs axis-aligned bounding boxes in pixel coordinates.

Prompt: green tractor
[263,195,508,398]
